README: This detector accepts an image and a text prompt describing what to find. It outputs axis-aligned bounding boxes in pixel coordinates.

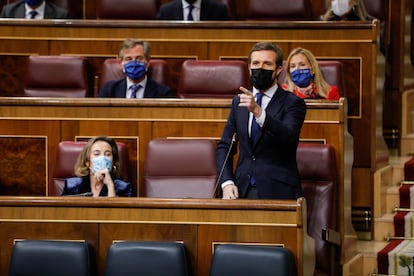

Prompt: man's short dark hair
[247,42,284,68]
[119,38,151,60]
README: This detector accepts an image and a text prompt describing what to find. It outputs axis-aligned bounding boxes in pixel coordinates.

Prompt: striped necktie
[130,84,141,98]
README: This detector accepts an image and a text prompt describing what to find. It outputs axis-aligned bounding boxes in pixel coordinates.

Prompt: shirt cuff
[221,180,235,189]
[255,110,266,127]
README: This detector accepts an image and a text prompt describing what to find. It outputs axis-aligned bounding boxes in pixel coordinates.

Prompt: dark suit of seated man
[0,0,69,19]
[99,38,174,99]
[157,0,228,21]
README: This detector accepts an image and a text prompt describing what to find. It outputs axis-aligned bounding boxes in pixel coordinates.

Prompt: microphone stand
[62,192,93,197]
[211,133,237,198]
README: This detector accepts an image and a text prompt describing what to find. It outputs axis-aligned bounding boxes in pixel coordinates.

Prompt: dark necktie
[249,93,263,186]
[29,10,38,19]
[250,93,263,144]
[130,84,141,98]
[187,5,194,21]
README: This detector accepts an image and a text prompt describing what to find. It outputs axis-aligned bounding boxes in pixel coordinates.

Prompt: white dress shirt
[126,77,147,99]
[181,0,201,21]
[248,84,278,136]
[25,2,46,19]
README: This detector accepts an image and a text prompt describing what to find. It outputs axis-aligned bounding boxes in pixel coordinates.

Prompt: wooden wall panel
[0,121,61,195]
[0,137,46,195]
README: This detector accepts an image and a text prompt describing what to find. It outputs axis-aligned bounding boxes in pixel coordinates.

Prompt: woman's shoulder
[328,85,341,100]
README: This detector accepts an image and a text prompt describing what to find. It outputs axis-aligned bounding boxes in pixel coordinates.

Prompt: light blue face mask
[91,156,112,174]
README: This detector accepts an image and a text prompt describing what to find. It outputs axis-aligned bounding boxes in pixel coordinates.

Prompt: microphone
[63,192,93,197]
[212,132,237,198]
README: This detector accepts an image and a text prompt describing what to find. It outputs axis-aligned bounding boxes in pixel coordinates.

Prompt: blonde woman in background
[282,47,340,100]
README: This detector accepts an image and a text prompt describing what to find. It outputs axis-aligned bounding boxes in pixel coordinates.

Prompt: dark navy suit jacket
[216,86,306,199]
[0,0,69,18]
[157,0,228,20]
[98,78,174,98]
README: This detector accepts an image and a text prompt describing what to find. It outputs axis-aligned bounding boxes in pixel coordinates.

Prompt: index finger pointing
[239,86,253,95]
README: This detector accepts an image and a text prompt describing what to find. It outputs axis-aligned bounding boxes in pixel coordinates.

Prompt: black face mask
[250,68,275,91]
[185,0,197,4]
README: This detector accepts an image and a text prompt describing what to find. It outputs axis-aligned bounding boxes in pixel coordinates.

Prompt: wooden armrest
[322,228,341,246]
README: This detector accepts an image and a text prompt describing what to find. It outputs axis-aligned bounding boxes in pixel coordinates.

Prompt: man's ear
[275,65,283,76]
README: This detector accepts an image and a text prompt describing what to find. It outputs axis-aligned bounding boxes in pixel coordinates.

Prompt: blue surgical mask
[124,61,146,80]
[91,156,112,174]
[290,68,313,88]
[25,0,42,7]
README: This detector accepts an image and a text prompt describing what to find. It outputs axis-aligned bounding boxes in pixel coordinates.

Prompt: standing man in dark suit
[99,38,174,99]
[157,0,228,21]
[216,41,306,200]
[1,0,69,19]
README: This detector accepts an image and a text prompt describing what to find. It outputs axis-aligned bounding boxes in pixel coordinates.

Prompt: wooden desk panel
[0,196,313,276]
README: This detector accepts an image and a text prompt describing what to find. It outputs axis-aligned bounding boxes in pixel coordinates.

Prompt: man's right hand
[222,184,239,199]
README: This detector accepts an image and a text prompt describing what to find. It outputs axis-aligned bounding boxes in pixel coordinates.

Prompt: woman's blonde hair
[74,136,121,179]
[285,47,331,99]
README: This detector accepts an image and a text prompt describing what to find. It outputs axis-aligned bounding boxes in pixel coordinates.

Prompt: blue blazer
[216,86,306,199]
[62,176,132,197]
[0,1,69,19]
[157,0,228,20]
[98,78,174,98]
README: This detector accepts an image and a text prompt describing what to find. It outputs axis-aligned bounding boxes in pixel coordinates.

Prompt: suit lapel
[200,0,208,20]
[119,79,128,98]
[266,86,285,119]
[175,0,184,20]
[16,3,26,18]
[44,3,55,19]
[143,79,154,98]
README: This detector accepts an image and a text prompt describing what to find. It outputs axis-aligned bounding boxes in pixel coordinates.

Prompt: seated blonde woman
[282,47,340,100]
[62,136,131,197]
